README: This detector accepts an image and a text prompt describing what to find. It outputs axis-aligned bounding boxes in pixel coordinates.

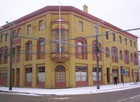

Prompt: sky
[0,0,140,49]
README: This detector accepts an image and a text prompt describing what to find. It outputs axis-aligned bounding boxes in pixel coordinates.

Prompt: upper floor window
[92,41,102,61]
[112,47,118,63]
[119,36,122,43]
[5,34,8,42]
[17,28,22,36]
[75,38,87,59]
[134,52,138,65]
[134,41,137,48]
[113,33,115,41]
[52,29,68,52]
[0,35,4,43]
[105,47,110,57]
[39,20,44,31]
[27,24,32,34]
[12,30,16,39]
[124,50,129,64]
[130,53,133,62]
[37,38,45,59]
[105,31,109,40]
[120,50,123,60]
[16,46,20,57]
[79,21,83,31]
[125,38,127,45]
[130,40,132,47]
[25,41,32,61]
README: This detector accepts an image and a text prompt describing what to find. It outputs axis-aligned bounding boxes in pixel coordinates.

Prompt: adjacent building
[0,5,139,88]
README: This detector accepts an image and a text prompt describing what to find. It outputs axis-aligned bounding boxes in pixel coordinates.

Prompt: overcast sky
[0,0,140,50]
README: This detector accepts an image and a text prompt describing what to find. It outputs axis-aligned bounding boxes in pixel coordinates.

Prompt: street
[0,88,140,102]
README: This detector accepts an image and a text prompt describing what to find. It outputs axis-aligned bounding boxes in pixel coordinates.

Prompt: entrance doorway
[55,65,66,88]
[16,68,20,87]
[107,68,110,84]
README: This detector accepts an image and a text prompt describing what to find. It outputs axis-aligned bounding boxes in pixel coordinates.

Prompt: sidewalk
[0,82,140,96]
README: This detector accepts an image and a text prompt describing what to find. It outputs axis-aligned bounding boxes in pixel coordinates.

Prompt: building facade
[0,5,139,88]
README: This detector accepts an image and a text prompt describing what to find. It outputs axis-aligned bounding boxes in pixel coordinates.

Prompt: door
[107,68,110,84]
[55,65,66,88]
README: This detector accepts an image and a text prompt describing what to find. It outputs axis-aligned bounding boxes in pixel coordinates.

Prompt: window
[25,41,32,61]
[113,33,115,41]
[134,41,136,48]
[17,28,22,36]
[134,52,138,65]
[75,39,87,59]
[0,48,2,64]
[16,46,20,57]
[112,47,118,63]
[106,47,110,57]
[79,21,83,31]
[92,67,102,81]
[125,38,127,45]
[37,38,45,59]
[52,29,68,52]
[5,34,8,42]
[27,24,32,34]
[26,68,32,82]
[120,50,123,60]
[75,66,87,81]
[105,31,109,39]
[0,35,2,43]
[39,20,44,31]
[1,35,4,43]
[37,67,45,82]
[119,36,122,43]
[92,41,102,61]
[130,53,133,61]
[130,40,132,47]
[4,47,8,64]
[78,42,83,54]
[12,30,16,39]
[124,50,129,64]
[12,48,15,60]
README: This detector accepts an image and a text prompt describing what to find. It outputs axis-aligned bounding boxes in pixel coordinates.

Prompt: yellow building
[0,5,139,88]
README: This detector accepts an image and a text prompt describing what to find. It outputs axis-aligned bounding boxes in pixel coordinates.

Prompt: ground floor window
[26,68,32,83]
[0,73,7,86]
[37,67,45,82]
[92,67,102,81]
[112,69,118,77]
[75,66,87,81]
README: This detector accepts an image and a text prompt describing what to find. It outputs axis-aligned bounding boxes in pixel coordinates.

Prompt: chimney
[83,4,88,13]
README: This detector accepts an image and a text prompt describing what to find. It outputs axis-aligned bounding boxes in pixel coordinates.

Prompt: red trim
[36,82,45,88]
[2,6,137,39]
[93,81,103,85]
[25,82,32,86]
[76,81,88,87]
[55,82,66,88]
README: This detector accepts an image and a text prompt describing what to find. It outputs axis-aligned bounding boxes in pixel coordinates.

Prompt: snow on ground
[0,82,140,96]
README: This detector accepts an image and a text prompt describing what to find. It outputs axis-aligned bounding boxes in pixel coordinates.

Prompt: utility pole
[95,25,100,89]
[6,21,13,90]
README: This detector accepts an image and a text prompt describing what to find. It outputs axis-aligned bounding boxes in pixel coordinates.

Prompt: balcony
[51,52,69,62]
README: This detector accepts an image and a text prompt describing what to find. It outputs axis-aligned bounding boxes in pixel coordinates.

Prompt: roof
[2,6,138,38]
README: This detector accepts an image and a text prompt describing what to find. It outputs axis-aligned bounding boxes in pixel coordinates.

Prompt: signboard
[121,69,125,74]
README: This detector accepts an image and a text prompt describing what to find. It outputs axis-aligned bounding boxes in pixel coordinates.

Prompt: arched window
[111,47,118,63]
[124,50,129,64]
[17,28,22,36]
[75,38,87,59]
[37,38,45,59]
[120,50,123,59]
[106,47,110,57]
[25,41,32,61]
[92,41,102,61]
[134,52,138,65]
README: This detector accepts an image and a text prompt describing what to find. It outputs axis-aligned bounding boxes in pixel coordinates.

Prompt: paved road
[0,88,140,102]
